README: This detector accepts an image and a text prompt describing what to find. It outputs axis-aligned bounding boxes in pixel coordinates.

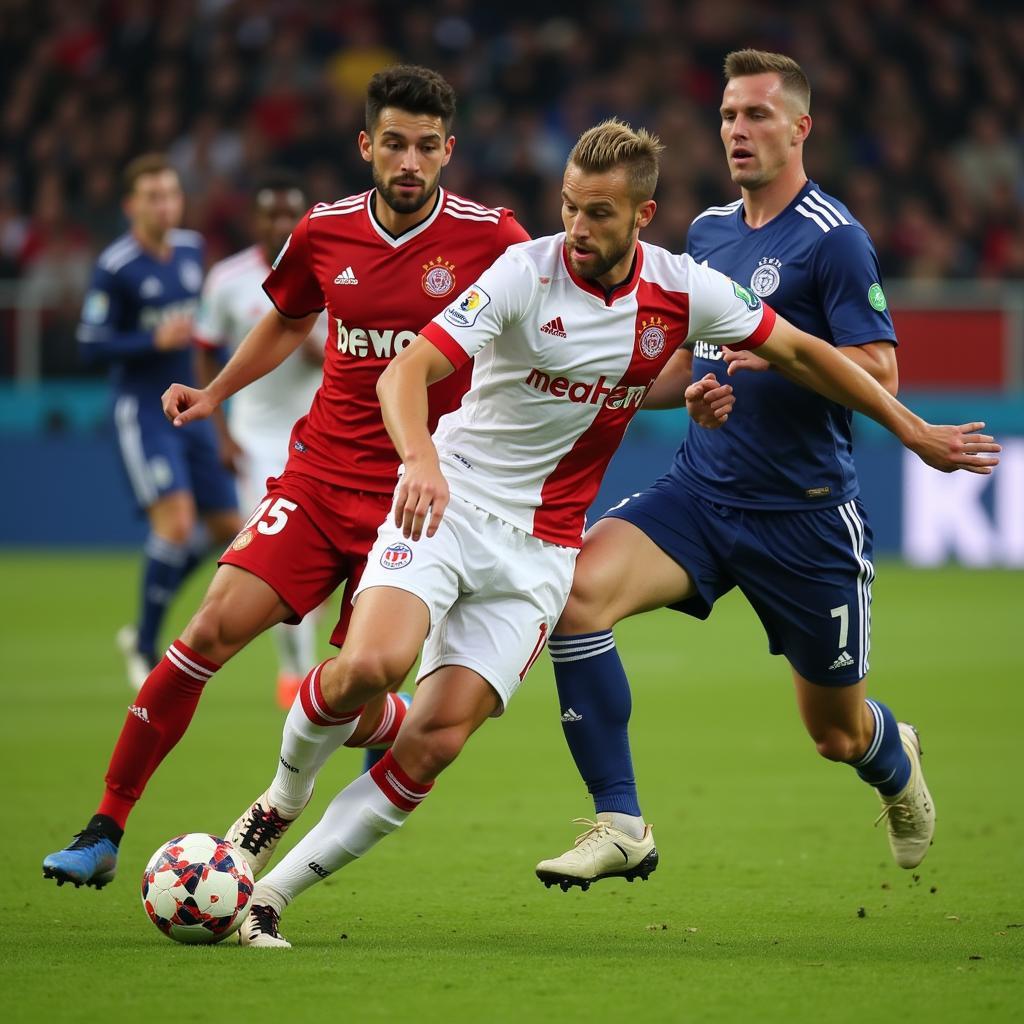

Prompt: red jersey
[263,188,529,492]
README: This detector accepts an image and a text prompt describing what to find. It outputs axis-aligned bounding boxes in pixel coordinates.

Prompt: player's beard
[565,231,634,281]
[373,166,440,216]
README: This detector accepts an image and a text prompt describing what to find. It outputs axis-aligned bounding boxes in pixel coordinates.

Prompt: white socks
[267,662,361,816]
[257,770,411,906]
[597,811,646,840]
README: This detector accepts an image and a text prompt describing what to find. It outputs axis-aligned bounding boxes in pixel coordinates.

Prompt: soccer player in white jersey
[194,173,325,709]
[229,120,997,947]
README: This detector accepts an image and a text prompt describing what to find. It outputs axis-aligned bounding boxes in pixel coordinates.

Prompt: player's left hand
[908,421,1001,474]
[723,348,772,374]
[685,373,734,428]
[395,453,450,541]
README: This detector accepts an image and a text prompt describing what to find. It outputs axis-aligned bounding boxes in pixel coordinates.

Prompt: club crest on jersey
[381,542,413,569]
[443,286,491,328]
[750,258,782,298]
[231,529,254,552]
[637,315,667,359]
[422,257,456,298]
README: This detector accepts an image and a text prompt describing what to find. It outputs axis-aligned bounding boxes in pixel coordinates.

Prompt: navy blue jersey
[76,229,205,398]
[671,181,896,510]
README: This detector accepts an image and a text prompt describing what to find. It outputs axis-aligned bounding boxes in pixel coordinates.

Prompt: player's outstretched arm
[163,308,318,427]
[377,336,458,541]
[754,316,1001,474]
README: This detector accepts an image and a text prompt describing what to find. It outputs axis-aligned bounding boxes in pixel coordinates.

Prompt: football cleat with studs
[874,722,936,869]
[239,898,291,948]
[536,818,659,892]
[43,830,119,889]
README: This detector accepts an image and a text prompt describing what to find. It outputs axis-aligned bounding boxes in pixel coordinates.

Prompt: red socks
[97,641,218,829]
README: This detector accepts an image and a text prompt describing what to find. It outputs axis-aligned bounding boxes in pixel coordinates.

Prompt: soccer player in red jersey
[42,65,529,890]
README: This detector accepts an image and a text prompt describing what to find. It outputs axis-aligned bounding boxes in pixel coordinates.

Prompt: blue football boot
[43,817,121,889]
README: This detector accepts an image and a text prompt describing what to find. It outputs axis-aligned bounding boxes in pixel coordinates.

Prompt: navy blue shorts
[113,394,237,514]
[605,476,875,685]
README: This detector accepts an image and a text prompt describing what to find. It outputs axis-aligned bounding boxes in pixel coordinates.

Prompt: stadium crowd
[1,0,1023,374]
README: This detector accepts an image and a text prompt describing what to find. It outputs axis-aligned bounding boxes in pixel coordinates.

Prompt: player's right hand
[154,315,194,351]
[908,421,1001,474]
[162,383,216,427]
[395,453,449,541]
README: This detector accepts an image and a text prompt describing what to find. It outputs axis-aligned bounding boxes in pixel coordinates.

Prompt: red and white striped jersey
[420,234,776,547]
[264,189,528,493]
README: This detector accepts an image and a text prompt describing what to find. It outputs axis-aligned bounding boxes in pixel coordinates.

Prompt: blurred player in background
[194,171,324,710]
[226,121,995,948]
[537,50,1000,891]
[42,64,529,891]
[75,155,241,691]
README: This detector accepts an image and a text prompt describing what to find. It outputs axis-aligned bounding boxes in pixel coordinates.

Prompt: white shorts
[236,438,290,513]
[354,493,577,712]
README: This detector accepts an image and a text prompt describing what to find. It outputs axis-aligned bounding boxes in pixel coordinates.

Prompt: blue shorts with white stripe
[604,476,874,685]
[113,393,237,514]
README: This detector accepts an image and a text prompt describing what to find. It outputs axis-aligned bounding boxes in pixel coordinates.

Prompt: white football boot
[228,791,307,876]
[238,891,291,949]
[536,818,659,892]
[874,723,936,868]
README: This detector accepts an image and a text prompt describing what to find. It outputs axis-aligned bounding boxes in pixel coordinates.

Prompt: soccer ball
[141,833,254,944]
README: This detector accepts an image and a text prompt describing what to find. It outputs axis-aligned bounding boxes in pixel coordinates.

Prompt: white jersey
[419,233,776,547]
[195,245,324,446]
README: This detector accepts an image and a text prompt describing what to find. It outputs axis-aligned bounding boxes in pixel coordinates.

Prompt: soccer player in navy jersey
[76,155,241,690]
[536,50,999,890]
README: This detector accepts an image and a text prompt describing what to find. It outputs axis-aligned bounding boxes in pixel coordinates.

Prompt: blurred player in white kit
[195,172,325,708]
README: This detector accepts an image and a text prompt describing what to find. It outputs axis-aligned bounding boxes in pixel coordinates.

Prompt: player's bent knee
[181,594,259,662]
[557,579,617,633]
[325,649,405,705]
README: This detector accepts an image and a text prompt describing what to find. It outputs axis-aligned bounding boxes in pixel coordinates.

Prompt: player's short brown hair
[122,153,176,196]
[366,64,457,136]
[724,49,811,113]
[567,119,664,203]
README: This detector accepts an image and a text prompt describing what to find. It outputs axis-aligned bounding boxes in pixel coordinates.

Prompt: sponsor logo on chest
[524,368,656,409]
[335,319,419,359]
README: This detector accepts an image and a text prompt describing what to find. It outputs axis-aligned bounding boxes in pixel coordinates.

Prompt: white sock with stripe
[268,661,362,816]
[257,751,432,907]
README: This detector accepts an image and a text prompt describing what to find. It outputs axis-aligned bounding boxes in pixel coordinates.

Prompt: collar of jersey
[366,188,444,248]
[735,179,816,236]
[561,241,643,306]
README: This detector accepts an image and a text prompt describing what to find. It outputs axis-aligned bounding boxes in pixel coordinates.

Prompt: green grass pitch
[2,551,1021,1022]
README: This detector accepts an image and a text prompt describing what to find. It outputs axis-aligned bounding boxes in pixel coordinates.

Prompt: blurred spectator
[1,0,1022,381]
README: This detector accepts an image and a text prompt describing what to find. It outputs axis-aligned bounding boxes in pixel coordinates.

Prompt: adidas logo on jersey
[560,707,583,723]
[829,650,855,670]
[128,704,150,723]
[540,316,567,338]
[334,266,359,285]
